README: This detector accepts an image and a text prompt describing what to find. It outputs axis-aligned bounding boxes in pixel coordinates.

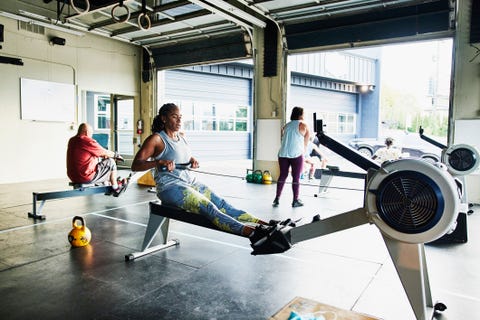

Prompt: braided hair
[152,103,178,133]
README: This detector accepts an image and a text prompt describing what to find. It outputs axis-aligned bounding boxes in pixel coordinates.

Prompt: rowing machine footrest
[250,225,292,255]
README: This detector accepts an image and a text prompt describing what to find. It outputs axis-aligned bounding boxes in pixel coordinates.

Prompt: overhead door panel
[164,70,251,160]
[290,85,357,139]
[152,32,251,70]
[290,85,356,114]
[285,0,453,51]
[165,70,250,105]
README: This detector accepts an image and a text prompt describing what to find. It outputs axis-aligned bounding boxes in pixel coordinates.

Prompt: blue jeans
[158,181,260,235]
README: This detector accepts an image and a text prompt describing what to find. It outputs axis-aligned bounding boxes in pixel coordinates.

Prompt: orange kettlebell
[68,216,92,247]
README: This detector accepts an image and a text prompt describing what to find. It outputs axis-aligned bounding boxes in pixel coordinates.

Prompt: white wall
[452,0,480,203]
[0,16,141,183]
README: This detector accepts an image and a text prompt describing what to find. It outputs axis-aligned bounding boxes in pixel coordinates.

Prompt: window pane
[198,104,215,116]
[97,115,110,129]
[217,107,235,118]
[180,103,194,117]
[183,120,194,131]
[236,106,248,118]
[220,119,234,131]
[202,119,216,131]
[97,96,109,112]
[236,121,247,131]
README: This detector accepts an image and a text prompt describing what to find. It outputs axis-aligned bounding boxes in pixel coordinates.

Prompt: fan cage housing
[375,171,444,234]
[442,144,480,176]
[366,159,460,244]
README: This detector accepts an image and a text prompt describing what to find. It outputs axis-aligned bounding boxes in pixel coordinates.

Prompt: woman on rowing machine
[131,103,277,238]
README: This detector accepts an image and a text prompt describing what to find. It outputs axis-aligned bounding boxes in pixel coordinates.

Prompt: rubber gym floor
[0,160,479,320]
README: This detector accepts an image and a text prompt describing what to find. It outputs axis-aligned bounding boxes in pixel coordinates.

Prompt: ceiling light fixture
[202,0,266,28]
[188,0,264,30]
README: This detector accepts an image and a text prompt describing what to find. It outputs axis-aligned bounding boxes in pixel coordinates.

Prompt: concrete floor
[0,163,479,320]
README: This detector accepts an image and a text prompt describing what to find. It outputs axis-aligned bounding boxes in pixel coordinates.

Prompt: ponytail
[151,103,178,133]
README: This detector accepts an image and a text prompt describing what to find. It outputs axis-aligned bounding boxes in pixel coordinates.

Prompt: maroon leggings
[276,155,304,200]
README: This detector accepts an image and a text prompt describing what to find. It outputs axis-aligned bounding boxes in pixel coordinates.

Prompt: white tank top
[154,131,195,190]
[278,120,304,158]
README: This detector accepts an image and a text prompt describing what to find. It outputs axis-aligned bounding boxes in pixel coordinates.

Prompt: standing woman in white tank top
[273,107,310,208]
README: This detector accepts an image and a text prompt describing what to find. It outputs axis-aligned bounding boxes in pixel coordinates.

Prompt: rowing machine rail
[28,183,112,219]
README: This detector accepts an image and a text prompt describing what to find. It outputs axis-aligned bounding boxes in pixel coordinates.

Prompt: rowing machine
[419,126,479,176]
[28,183,113,220]
[252,119,461,320]
[419,126,479,243]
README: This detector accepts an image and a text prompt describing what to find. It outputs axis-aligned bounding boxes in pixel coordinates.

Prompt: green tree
[380,85,422,130]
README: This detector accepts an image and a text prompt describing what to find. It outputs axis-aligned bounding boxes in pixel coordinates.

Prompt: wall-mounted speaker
[142,47,153,83]
[471,0,480,43]
[263,20,278,77]
[50,36,66,46]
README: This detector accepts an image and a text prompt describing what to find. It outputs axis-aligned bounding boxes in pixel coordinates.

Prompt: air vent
[19,21,45,35]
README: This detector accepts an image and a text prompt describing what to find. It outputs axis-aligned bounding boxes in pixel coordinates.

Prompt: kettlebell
[262,170,272,184]
[68,216,92,247]
[253,170,263,184]
[246,169,254,183]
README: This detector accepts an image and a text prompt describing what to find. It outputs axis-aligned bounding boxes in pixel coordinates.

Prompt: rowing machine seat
[69,182,98,189]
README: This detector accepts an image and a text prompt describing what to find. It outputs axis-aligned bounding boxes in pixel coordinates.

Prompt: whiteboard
[20,78,75,122]
[256,119,281,161]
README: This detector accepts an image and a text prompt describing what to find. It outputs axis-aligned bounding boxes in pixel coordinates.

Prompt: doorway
[85,91,134,168]
[113,95,135,167]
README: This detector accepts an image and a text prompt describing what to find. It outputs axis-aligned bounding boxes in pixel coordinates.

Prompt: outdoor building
[157,48,380,161]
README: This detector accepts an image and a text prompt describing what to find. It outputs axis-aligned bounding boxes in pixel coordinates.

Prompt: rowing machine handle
[419,126,447,149]
[159,162,193,171]
[315,118,380,172]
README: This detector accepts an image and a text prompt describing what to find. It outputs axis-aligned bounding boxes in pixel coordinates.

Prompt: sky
[380,39,453,97]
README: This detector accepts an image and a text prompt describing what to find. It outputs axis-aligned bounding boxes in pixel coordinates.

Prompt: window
[94,94,110,130]
[175,101,249,132]
[315,112,356,135]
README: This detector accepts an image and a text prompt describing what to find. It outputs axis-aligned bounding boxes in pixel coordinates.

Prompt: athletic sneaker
[272,197,279,207]
[104,187,113,196]
[291,199,304,207]
[113,177,129,197]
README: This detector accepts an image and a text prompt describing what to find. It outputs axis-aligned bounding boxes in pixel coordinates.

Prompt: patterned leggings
[158,181,261,235]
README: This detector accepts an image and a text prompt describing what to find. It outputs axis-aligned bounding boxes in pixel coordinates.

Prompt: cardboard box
[270,296,382,320]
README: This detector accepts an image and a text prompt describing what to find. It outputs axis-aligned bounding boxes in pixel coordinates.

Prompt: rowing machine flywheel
[442,144,479,176]
[366,159,460,244]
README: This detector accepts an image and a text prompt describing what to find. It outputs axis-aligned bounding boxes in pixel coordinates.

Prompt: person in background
[371,137,402,163]
[66,123,128,197]
[273,106,311,208]
[304,136,327,180]
[131,103,277,238]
